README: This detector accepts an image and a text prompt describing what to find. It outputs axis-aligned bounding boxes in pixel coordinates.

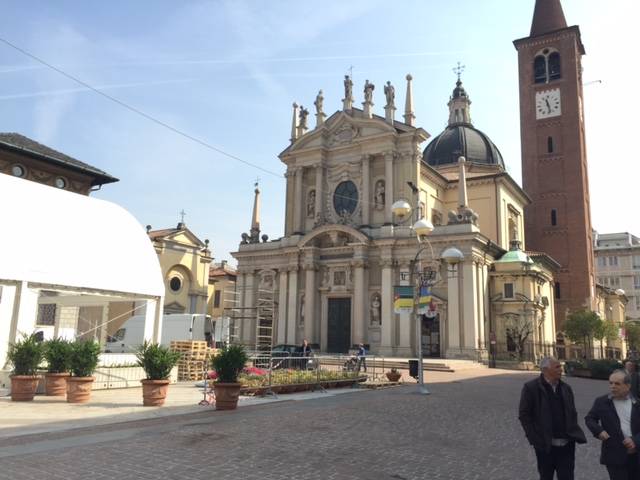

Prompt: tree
[504,313,533,361]
[563,310,601,359]
[593,319,619,359]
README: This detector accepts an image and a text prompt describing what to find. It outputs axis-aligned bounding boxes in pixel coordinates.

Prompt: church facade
[232,72,558,360]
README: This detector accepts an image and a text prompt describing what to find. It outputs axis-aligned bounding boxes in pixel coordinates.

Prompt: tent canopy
[0,173,164,297]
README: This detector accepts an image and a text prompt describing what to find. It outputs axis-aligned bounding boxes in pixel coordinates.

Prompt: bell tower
[514,0,595,330]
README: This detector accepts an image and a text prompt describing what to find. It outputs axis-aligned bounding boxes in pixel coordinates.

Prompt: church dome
[422,78,505,169]
[422,124,505,168]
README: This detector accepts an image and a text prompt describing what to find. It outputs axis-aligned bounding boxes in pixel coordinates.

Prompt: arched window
[534,55,547,84]
[548,52,561,81]
[533,50,561,84]
[547,136,554,153]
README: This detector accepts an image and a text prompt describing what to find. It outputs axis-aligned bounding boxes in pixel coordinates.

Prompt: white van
[105,314,215,353]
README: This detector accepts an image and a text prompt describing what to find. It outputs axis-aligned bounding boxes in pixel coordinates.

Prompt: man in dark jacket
[585,369,640,479]
[519,357,587,480]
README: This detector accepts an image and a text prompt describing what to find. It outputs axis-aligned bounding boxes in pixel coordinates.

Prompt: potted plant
[43,338,72,396]
[67,340,101,403]
[7,333,43,401]
[210,344,248,410]
[386,367,402,382]
[136,341,182,406]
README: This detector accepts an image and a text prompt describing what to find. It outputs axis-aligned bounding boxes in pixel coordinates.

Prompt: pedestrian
[624,360,640,400]
[585,369,640,480]
[299,339,312,369]
[356,343,367,372]
[518,356,587,480]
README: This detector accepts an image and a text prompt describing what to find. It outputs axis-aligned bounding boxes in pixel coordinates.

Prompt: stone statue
[370,293,381,326]
[363,80,375,103]
[374,180,385,210]
[307,190,316,218]
[314,90,324,115]
[384,81,395,108]
[344,75,353,102]
[299,106,309,130]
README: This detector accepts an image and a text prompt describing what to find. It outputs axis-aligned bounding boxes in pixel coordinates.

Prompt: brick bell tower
[514,0,596,331]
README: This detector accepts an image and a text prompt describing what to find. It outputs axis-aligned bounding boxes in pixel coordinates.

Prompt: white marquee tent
[0,173,165,376]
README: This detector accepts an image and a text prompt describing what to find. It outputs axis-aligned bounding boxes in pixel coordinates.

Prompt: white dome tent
[0,173,164,383]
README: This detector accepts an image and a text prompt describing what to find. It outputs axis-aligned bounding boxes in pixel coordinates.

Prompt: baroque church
[231,0,625,360]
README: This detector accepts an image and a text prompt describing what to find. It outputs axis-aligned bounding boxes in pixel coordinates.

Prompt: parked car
[253,344,316,370]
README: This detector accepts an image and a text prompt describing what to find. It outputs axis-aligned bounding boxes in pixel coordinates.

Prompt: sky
[1,0,638,265]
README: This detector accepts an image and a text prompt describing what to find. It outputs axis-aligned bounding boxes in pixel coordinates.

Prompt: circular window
[169,276,182,292]
[11,165,25,177]
[54,177,66,189]
[333,180,358,215]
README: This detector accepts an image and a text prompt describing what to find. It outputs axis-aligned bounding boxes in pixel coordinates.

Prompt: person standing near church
[585,370,640,480]
[519,357,587,480]
[356,343,367,372]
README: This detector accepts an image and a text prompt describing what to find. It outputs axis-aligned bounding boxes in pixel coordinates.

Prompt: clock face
[535,89,561,119]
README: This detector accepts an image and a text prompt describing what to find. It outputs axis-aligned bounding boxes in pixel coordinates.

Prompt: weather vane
[255,176,260,188]
[453,61,466,81]
[179,209,186,223]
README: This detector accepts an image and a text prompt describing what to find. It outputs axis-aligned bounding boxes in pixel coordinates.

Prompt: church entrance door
[327,298,351,353]
[422,314,441,358]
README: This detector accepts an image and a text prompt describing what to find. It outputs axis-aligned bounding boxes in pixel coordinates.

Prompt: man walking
[356,343,367,372]
[585,370,640,479]
[519,357,587,480]
[624,361,640,400]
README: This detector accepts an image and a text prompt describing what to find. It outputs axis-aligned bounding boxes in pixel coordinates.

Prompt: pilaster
[384,152,394,225]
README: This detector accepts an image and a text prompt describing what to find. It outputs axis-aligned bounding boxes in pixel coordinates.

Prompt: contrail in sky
[0,50,472,73]
[0,78,195,101]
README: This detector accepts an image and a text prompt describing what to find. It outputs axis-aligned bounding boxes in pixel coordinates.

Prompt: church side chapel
[232,67,558,361]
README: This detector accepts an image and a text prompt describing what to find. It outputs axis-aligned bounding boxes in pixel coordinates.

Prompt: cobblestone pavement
[0,371,613,480]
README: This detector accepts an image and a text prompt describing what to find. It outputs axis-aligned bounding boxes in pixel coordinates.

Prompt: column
[287,267,299,343]
[462,261,479,356]
[384,152,394,224]
[362,155,371,226]
[398,261,412,355]
[352,259,366,345]
[277,270,288,344]
[380,259,394,355]
[242,271,255,345]
[315,165,323,223]
[476,262,486,351]
[293,168,303,233]
[447,266,460,354]
[304,264,316,343]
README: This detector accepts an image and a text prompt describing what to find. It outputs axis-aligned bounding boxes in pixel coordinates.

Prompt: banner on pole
[394,286,414,314]
[417,286,432,314]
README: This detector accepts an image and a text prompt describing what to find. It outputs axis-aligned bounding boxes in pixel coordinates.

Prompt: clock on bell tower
[514,0,596,331]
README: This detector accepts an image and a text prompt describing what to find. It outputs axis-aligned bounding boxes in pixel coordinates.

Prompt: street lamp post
[392,186,435,395]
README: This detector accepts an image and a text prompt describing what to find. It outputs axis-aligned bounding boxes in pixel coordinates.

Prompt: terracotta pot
[10,375,40,401]
[66,376,95,403]
[213,382,242,410]
[44,372,69,396]
[141,379,170,406]
[386,372,402,382]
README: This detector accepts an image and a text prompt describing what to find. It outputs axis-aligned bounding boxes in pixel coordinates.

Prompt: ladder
[255,285,276,353]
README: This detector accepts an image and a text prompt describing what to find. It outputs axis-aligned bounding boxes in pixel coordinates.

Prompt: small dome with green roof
[495,240,534,264]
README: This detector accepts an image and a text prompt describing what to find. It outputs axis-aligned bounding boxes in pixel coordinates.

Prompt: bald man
[585,370,640,479]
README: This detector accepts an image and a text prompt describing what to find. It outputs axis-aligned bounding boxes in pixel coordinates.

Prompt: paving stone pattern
[0,372,613,479]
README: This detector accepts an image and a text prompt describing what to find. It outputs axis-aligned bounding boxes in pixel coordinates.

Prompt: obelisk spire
[290,102,299,142]
[530,0,567,37]
[249,181,261,243]
[403,74,415,126]
[458,156,468,208]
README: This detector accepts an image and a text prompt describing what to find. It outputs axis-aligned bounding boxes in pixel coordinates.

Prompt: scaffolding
[223,282,276,352]
[255,285,276,353]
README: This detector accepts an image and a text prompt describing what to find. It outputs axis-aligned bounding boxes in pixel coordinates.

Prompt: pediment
[283,111,398,154]
[298,224,369,248]
[163,229,206,248]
